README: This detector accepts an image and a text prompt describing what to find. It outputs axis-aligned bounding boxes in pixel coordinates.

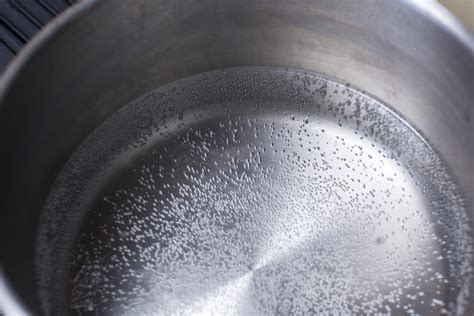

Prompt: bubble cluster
[38,67,472,315]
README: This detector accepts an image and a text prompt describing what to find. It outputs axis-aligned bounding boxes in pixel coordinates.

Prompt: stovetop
[0,0,73,71]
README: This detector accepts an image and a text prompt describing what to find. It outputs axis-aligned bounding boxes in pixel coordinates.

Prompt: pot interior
[0,1,472,315]
[39,67,472,315]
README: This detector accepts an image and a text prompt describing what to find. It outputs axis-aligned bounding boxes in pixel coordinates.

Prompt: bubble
[39,67,472,315]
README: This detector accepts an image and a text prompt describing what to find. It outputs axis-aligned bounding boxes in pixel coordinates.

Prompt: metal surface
[0,0,473,315]
[46,67,470,315]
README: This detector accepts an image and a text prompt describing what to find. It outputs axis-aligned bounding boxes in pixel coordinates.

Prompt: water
[38,67,472,315]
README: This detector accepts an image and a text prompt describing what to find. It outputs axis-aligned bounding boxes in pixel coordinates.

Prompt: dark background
[0,0,73,71]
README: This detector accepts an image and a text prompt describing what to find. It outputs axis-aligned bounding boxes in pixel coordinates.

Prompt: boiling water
[39,67,472,315]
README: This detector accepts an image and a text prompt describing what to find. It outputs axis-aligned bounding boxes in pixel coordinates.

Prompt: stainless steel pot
[1,0,473,315]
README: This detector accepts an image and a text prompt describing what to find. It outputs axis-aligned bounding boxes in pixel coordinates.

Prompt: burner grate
[0,0,73,71]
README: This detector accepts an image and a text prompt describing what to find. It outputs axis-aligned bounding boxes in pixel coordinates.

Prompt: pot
[1,0,473,314]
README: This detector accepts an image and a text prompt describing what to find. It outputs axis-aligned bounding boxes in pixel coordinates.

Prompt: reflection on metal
[0,0,472,314]
[42,68,471,314]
